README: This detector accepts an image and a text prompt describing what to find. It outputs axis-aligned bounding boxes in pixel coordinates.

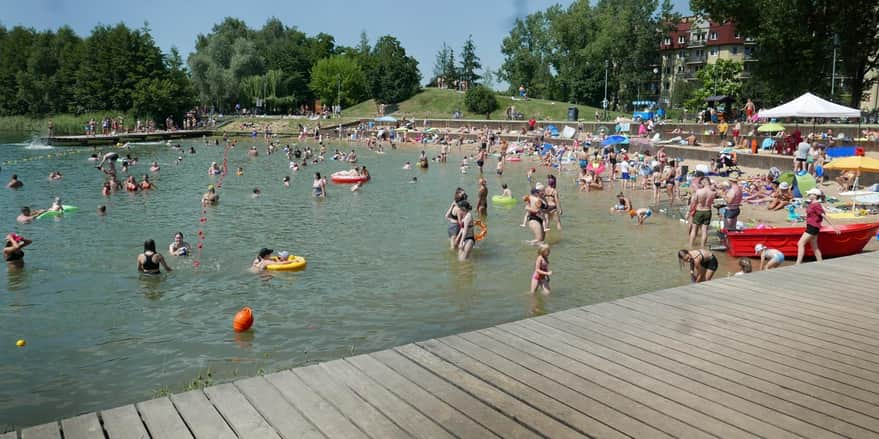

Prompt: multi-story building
[659,16,756,107]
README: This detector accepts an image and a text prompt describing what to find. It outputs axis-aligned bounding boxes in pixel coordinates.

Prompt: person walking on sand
[796,188,840,264]
[530,244,552,295]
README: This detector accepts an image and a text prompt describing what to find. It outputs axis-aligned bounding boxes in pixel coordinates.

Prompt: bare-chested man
[689,177,716,248]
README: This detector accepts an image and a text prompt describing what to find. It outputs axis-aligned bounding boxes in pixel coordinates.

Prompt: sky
[5,0,692,88]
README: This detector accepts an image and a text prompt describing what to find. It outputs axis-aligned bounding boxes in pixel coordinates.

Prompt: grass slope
[345,88,623,121]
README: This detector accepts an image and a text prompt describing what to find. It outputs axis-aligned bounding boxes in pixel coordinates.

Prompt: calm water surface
[0,133,741,427]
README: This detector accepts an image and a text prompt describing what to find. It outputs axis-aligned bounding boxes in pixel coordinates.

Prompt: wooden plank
[419,338,630,439]
[321,359,454,439]
[463,329,714,439]
[20,422,60,439]
[557,308,873,438]
[370,349,539,439]
[265,370,368,439]
[204,383,280,439]
[60,413,103,439]
[292,364,410,439]
[585,300,879,434]
[136,397,193,439]
[701,278,879,334]
[101,405,150,439]
[494,322,763,438]
[346,354,500,439]
[518,317,802,439]
[607,295,879,385]
[395,344,588,439]
[168,391,235,439]
[648,287,879,362]
[441,334,682,438]
[234,376,325,439]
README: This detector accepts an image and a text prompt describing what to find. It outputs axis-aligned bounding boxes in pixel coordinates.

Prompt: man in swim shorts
[689,177,715,248]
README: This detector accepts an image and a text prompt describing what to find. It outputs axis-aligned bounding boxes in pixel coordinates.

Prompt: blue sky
[5,0,691,87]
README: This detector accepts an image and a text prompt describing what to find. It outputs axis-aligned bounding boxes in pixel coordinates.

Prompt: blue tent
[540,143,554,156]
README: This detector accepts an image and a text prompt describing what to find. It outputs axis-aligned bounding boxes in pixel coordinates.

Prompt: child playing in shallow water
[530,244,552,295]
[500,183,512,198]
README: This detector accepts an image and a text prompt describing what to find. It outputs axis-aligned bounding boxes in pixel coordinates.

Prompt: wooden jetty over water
[46,130,215,147]
[8,251,879,438]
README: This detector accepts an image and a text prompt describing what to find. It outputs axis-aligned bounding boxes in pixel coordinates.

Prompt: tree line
[0,17,422,120]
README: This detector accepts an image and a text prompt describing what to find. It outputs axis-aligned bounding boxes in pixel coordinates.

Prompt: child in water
[283,176,290,187]
[500,183,512,198]
[530,244,552,295]
[236,167,244,176]
[735,258,752,275]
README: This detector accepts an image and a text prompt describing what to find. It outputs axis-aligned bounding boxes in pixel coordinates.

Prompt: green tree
[464,86,499,118]
[499,8,560,99]
[366,36,421,104]
[309,55,367,108]
[459,35,482,85]
[433,42,451,84]
[684,60,744,111]
[692,0,879,108]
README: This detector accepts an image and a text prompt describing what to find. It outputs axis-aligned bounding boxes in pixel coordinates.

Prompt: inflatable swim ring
[330,173,369,184]
[506,156,522,162]
[37,205,79,219]
[473,220,487,241]
[266,255,307,272]
[491,195,517,206]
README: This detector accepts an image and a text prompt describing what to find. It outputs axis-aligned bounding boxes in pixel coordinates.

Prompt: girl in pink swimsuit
[530,244,552,295]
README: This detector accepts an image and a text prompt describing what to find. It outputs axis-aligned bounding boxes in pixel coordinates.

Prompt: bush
[464,86,499,119]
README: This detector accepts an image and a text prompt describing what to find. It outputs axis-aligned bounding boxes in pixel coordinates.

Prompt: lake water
[0,133,740,427]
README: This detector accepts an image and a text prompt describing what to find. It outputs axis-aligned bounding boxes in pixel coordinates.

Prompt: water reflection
[6,267,30,292]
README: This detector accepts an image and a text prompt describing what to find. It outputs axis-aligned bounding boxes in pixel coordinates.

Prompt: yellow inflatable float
[266,255,308,272]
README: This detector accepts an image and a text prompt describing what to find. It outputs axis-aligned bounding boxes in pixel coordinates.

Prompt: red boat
[725,222,879,258]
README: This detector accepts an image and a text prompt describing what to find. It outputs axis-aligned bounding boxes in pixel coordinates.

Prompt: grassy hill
[344,88,623,121]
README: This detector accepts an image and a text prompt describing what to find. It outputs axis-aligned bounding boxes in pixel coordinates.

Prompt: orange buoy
[233,307,254,332]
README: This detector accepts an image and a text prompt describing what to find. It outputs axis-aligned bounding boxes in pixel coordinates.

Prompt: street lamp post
[337,75,342,118]
[831,33,839,100]
[603,60,609,120]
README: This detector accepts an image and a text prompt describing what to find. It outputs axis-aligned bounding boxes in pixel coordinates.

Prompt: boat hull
[725,223,879,258]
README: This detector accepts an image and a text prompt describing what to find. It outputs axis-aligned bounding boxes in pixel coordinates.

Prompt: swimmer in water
[48,171,63,181]
[168,232,191,256]
[530,244,552,295]
[48,197,64,212]
[16,206,46,224]
[140,175,153,190]
[283,176,290,187]
[403,161,412,170]
[351,181,363,192]
[526,168,536,183]
[97,205,106,216]
[456,201,476,261]
[312,172,326,198]
[629,207,652,225]
[202,185,219,206]
[251,248,286,272]
[7,174,23,189]
[252,188,261,198]
[137,239,173,274]
[149,162,160,172]
[236,167,244,176]
[4,233,32,270]
[125,176,139,192]
[208,162,221,175]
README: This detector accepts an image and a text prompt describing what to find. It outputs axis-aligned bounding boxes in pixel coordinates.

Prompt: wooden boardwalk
[9,251,879,438]
[46,130,215,146]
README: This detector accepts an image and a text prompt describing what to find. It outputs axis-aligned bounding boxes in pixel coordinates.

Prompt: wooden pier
[46,130,216,146]
[8,251,879,438]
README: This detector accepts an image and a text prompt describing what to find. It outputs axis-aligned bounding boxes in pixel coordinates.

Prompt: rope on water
[193,142,233,269]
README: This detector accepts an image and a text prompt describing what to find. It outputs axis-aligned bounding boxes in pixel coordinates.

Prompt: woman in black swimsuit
[137,239,173,275]
[525,189,546,245]
[4,233,32,270]
[677,249,717,283]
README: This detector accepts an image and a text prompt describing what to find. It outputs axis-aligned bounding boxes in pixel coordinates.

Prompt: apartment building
[659,16,756,105]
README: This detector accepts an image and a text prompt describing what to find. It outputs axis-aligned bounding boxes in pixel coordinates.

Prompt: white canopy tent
[758,92,860,119]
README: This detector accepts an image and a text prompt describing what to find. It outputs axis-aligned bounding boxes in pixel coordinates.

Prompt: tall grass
[0,111,138,136]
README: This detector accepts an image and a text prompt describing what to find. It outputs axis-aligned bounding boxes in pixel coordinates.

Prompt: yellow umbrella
[823,156,879,173]
[825,155,879,194]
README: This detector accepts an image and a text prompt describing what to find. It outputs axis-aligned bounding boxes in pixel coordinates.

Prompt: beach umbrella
[757,122,785,132]
[825,156,879,191]
[601,135,629,146]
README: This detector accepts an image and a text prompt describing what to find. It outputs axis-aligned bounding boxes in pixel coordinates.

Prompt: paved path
[10,251,879,438]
